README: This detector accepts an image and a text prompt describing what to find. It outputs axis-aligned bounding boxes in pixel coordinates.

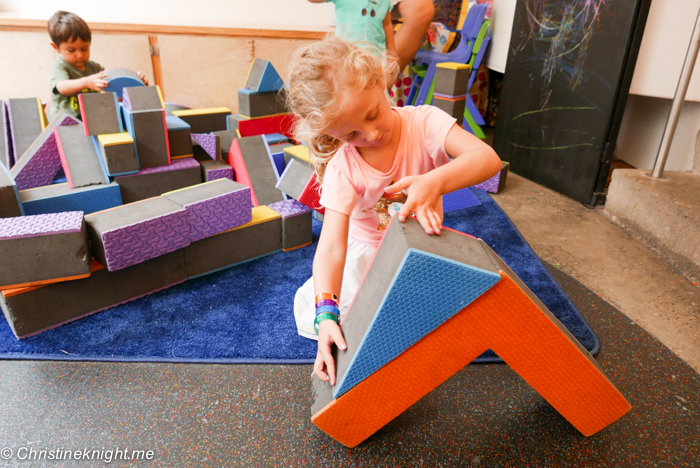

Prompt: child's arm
[55,72,108,96]
[384,10,397,60]
[386,124,502,235]
[313,208,350,385]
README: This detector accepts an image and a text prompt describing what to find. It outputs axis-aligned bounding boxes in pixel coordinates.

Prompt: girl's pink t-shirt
[319,105,457,249]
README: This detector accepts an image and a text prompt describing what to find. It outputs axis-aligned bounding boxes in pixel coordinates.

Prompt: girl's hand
[314,320,347,385]
[85,72,108,92]
[385,174,443,235]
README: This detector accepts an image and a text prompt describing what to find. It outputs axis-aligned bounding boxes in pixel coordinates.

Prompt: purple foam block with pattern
[471,163,508,194]
[442,187,481,212]
[191,133,218,160]
[137,157,200,176]
[121,89,132,112]
[205,166,233,182]
[0,211,83,240]
[268,199,311,218]
[11,113,80,191]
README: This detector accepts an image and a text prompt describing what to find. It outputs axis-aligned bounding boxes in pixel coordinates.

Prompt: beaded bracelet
[315,305,340,317]
[314,312,340,334]
[315,293,339,304]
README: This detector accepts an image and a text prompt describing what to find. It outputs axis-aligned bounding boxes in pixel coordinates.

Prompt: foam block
[191,133,220,160]
[275,158,313,199]
[212,130,238,161]
[282,145,312,166]
[200,160,233,182]
[94,133,138,176]
[237,113,295,139]
[122,85,165,111]
[163,178,252,242]
[264,133,289,145]
[103,67,145,99]
[0,211,92,289]
[434,62,471,97]
[172,107,231,134]
[442,187,481,212]
[5,98,46,168]
[78,92,122,136]
[0,100,6,167]
[433,96,466,125]
[114,157,202,204]
[166,116,193,159]
[0,251,187,339]
[226,114,246,131]
[55,124,109,189]
[183,205,281,279]
[245,58,284,93]
[122,106,170,169]
[20,182,122,216]
[268,199,312,251]
[85,197,190,272]
[270,151,285,179]
[165,103,190,116]
[238,88,288,119]
[0,162,23,218]
[311,218,631,446]
[228,135,284,206]
[472,161,509,193]
[10,111,80,191]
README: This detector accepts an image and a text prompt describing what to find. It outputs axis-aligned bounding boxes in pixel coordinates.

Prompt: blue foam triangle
[256,62,284,93]
[334,248,501,398]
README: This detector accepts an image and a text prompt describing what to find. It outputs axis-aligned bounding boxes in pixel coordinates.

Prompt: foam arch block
[103,67,145,99]
[311,217,631,447]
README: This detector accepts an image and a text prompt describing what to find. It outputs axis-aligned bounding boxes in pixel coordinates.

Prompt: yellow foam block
[97,132,134,146]
[230,205,280,231]
[284,145,312,164]
[436,62,470,71]
[173,107,231,117]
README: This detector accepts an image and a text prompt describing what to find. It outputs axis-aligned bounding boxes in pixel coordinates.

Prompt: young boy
[46,11,148,120]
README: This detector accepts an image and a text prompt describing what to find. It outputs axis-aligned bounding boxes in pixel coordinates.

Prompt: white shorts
[294,236,376,340]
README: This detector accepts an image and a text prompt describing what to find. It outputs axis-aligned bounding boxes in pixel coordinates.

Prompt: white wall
[0,0,330,29]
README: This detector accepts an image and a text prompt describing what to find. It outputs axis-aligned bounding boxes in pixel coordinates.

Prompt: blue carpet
[0,189,599,364]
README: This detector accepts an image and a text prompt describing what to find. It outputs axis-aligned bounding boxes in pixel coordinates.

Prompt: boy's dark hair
[48,11,91,46]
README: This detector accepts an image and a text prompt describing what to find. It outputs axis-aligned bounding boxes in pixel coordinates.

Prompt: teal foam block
[20,183,123,216]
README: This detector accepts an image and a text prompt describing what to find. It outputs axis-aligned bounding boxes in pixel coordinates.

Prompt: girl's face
[325,83,394,148]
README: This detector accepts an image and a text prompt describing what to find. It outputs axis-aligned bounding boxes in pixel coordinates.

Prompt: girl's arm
[386,124,502,234]
[313,208,350,385]
[383,10,397,60]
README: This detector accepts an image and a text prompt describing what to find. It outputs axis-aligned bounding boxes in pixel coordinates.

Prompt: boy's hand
[136,71,149,86]
[84,72,108,92]
[314,320,347,385]
[385,174,443,235]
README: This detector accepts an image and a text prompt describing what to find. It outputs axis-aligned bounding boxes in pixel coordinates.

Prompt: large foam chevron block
[228,135,284,207]
[0,162,23,218]
[311,217,631,447]
[0,211,92,290]
[103,67,145,99]
[0,251,186,339]
[245,58,285,93]
[4,97,47,168]
[85,197,190,272]
[20,182,122,216]
[78,92,123,136]
[10,111,80,191]
[162,178,252,242]
[55,124,109,189]
[172,107,231,134]
[122,85,165,111]
[183,205,281,279]
[114,157,201,204]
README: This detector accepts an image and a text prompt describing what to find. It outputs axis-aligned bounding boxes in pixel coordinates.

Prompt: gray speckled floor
[0,265,698,467]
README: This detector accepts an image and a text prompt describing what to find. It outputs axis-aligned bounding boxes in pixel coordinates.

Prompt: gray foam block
[276,158,314,200]
[79,92,122,136]
[269,199,312,251]
[124,107,170,169]
[115,157,202,204]
[0,211,92,288]
[183,206,281,278]
[0,162,24,218]
[199,159,233,182]
[0,100,6,167]
[433,98,466,125]
[55,124,108,189]
[0,250,187,339]
[95,134,138,176]
[232,136,285,206]
[238,89,288,118]
[166,116,193,158]
[212,129,239,160]
[434,66,470,97]
[172,109,231,134]
[123,86,163,111]
[226,114,246,131]
[7,98,45,168]
[165,103,190,116]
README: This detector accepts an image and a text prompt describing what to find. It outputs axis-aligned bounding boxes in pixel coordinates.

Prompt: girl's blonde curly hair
[286,36,398,186]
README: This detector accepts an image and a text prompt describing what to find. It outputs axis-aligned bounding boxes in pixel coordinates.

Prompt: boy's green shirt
[47,56,103,121]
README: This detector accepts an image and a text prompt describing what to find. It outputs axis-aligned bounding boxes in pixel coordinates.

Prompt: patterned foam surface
[271,152,285,179]
[184,188,252,242]
[121,88,132,111]
[204,166,233,182]
[297,175,323,214]
[0,211,83,240]
[334,249,501,398]
[117,157,199,178]
[313,273,631,447]
[443,187,482,212]
[98,133,134,146]
[12,115,79,191]
[21,184,122,216]
[101,210,190,271]
[191,133,218,160]
[268,199,311,218]
[472,172,501,193]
